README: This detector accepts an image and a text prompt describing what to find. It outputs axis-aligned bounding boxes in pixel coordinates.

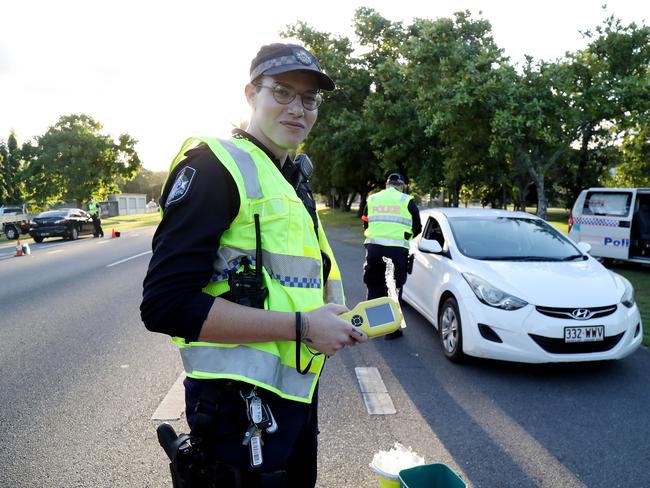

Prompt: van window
[583,192,631,217]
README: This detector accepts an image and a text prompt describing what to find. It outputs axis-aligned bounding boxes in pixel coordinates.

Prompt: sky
[1,1,648,172]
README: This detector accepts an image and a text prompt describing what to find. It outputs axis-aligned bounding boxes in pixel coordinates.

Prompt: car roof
[584,187,650,192]
[420,207,539,220]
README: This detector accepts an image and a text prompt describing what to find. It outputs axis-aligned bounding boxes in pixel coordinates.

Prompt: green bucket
[399,463,467,488]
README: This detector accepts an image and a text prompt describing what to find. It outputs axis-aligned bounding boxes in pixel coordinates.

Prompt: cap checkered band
[250,53,319,80]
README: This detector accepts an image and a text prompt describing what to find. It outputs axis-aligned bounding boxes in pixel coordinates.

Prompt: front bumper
[29,225,68,238]
[457,294,643,363]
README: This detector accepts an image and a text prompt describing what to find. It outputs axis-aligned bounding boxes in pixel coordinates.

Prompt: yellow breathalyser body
[339,297,404,338]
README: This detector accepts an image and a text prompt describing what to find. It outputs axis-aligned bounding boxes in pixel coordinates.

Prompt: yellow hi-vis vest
[163,136,345,404]
[364,187,414,249]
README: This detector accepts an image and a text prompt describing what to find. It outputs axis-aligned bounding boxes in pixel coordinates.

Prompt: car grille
[528,332,625,354]
[535,305,617,320]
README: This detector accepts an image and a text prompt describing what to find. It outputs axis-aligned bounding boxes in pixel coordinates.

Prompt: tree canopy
[20,114,141,207]
[285,9,650,218]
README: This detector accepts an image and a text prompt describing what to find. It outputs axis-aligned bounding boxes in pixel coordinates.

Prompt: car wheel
[33,236,44,243]
[5,225,18,240]
[439,297,465,363]
[70,226,79,240]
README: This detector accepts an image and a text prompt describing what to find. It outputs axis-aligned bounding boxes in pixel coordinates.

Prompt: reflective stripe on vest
[365,236,410,248]
[178,344,315,399]
[210,247,322,288]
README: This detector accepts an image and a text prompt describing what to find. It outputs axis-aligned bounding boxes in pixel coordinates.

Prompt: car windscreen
[448,216,583,261]
[37,211,68,218]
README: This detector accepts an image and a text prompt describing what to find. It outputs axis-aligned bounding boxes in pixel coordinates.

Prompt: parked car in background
[29,209,95,242]
[403,208,642,364]
[569,187,650,264]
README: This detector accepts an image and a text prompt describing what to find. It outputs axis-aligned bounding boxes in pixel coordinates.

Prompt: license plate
[564,326,604,343]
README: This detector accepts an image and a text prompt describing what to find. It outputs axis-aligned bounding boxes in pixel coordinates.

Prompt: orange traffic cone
[111,228,116,238]
[15,240,23,257]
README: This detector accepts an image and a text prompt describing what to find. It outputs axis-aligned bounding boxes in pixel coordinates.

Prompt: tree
[118,167,167,201]
[564,15,650,201]
[608,122,650,187]
[0,131,25,205]
[285,18,380,212]
[492,59,576,219]
[357,8,443,205]
[23,114,141,207]
[403,11,511,206]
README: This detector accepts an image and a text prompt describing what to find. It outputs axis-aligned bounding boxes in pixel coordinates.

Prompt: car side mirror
[576,241,591,254]
[418,239,443,254]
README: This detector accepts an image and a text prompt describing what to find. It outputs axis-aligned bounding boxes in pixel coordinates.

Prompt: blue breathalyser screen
[366,303,395,327]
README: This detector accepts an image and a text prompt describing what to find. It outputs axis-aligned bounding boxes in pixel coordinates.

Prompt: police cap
[250,43,335,91]
[386,173,406,186]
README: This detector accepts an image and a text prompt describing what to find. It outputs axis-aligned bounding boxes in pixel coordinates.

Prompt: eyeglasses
[255,83,323,111]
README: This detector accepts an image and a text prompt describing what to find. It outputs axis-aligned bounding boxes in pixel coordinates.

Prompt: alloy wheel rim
[441,306,458,353]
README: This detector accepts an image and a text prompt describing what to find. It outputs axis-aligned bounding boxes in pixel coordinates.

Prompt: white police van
[569,188,650,264]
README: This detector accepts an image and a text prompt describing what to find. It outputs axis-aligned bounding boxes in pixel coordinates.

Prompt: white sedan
[402,208,643,363]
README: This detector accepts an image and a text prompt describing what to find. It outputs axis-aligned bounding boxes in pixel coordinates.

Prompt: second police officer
[141,43,368,487]
[361,173,422,339]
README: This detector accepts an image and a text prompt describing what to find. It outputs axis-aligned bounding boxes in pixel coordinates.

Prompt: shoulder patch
[166,166,196,207]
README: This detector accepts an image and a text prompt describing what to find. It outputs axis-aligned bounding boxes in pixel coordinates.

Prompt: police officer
[361,173,422,339]
[88,199,104,237]
[141,43,367,487]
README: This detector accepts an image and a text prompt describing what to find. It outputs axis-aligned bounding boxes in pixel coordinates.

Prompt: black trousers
[184,377,319,488]
[92,215,104,237]
[363,244,409,300]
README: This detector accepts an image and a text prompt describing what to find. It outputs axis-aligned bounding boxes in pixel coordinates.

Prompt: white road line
[47,249,64,254]
[152,374,186,421]
[355,367,396,415]
[106,250,152,267]
[97,240,112,245]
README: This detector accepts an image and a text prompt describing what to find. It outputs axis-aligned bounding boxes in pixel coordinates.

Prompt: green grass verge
[608,263,650,346]
[319,206,649,346]
[102,212,161,231]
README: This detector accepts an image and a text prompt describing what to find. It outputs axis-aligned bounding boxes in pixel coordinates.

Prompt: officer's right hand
[303,304,368,356]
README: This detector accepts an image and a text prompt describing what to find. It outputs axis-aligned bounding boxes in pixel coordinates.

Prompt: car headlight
[462,272,528,310]
[618,275,635,308]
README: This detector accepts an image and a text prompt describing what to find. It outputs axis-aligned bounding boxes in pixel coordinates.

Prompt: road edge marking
[355,367,396,415]
[106,250,152,267]
[151,373,186,421]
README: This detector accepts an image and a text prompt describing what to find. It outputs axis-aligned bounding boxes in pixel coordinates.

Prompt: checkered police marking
[574,216,619,227]
[271,272,321,289]
[166,166,196,207]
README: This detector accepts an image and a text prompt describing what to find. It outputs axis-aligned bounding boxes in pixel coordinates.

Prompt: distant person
[145,198,159,213]
[88,199,104,238]
[361,173,422,339]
